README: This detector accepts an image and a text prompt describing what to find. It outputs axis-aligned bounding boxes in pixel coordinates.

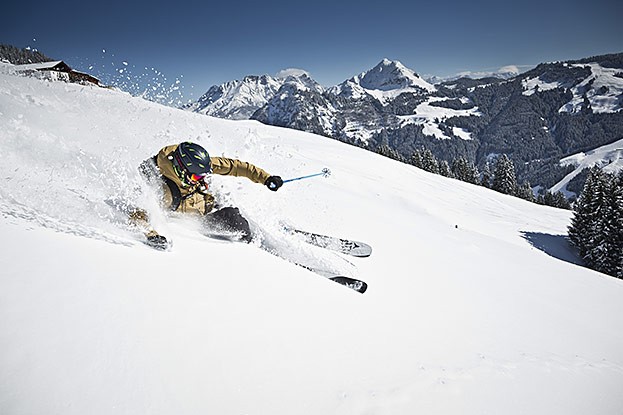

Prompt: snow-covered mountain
[520,60,623,115]
[185,72,329,120]
[329,58,435,102]
[189,59,435,144]
[425,65,522,84]
[184,74,284,119]
[552,137,623,197]
[187,53,623,195]
[252,75,337,137]
[3,64,623,415]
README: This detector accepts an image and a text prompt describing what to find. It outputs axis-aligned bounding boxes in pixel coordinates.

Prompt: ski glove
[265,176,283,191]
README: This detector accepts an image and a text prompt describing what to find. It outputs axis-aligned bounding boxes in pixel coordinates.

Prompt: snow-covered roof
[12,60,100,85]
[14,60,66,71]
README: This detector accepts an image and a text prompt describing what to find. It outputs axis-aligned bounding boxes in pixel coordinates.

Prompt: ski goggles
[174,165,207,185]
[188,172,207,183]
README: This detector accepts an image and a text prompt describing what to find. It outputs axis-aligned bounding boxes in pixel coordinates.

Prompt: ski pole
[283,168,331,184]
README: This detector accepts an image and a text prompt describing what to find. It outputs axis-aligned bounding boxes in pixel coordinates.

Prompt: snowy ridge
[186,74,284,119]
[551,137,623,196]
[330,58,436,102]
[254,75,337,138]
[186,73,326,121]
[427,66,522,84]
[399,96,481,140]
[559,63,623,113]
[521,76,565,95]
[280,73,325,94]
[522,62,623,114]
[2,71,623,415]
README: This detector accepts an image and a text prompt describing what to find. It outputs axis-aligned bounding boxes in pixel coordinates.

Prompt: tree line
[376,145,570,209]
[0,44,53,65]
[568,167,623,279]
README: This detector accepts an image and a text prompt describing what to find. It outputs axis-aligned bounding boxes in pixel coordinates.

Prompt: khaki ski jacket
[146,144,271,215]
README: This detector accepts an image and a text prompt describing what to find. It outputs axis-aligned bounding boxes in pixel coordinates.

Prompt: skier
[131,141,283,248]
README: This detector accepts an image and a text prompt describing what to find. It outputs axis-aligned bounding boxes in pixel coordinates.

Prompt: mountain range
[186,53,623,197]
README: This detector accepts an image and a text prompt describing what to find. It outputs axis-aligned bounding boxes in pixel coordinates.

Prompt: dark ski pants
[203,207,252,242]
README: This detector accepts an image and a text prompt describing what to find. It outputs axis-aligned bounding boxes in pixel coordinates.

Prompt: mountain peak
[187,74,283,120]
[357,58,436,92]
[281,73,324,93]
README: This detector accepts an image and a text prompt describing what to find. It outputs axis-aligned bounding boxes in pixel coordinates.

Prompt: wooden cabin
[15,61,101,86]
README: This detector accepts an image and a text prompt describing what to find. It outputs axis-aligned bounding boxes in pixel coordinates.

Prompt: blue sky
[3,0,622,102]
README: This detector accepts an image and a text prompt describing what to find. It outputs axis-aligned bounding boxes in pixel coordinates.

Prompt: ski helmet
[172,142,212,185]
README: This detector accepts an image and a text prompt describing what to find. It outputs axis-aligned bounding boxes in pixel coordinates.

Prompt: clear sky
[3,0,622,102]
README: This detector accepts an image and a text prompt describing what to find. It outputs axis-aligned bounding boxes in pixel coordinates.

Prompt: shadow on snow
[520,231,584,267]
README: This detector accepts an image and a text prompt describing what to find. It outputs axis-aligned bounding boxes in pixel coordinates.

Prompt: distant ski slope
[552,137,623,196]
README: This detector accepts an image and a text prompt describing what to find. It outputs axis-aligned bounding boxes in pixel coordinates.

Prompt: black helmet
[172,142,212,185]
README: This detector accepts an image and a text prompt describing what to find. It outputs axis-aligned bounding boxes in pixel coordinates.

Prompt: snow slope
[522,62,623,114]
[552,137,623,197]
[399,96,481,140]
[559,63,623,114]
[1,72,623,415]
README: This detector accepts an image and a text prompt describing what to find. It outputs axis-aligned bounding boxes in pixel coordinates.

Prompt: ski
[291,262,367,293]
[202,229,247,242]
[329,276,368,293]
[289,228,372,257]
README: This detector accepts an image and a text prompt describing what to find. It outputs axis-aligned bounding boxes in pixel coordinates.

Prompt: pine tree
[451,157,479,184]
[481,162,492,188]
[569,167,609,269]
[516,181,535,202]
[451,157,467,181]
[551,191,571,209]
[420,149,439,174]
[590,173,621,275]
[438,160,453,178]
[410,150,423,169]
[569,167,597,260]
[470,163,481,185]
[583,172,610,271]
[616,172,623,278]
[599,172,623,276]
[452,157,466,182]
[492,154,517,195]
[377,145,404,162]
[539,191,571,209]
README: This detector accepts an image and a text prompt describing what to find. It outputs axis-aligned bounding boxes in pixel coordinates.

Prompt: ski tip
[350,246,372,257]
[329,277,368,294]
